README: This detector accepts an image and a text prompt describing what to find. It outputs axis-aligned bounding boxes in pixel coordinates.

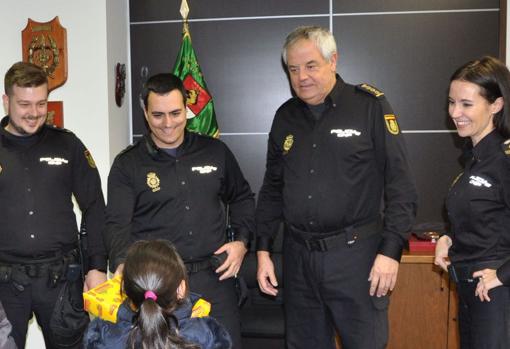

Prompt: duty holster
[49,251,89,349]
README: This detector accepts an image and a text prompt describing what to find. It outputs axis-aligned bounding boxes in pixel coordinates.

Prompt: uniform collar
[327,74,346,106]
[143,130,193,159]
[467,129,504,162]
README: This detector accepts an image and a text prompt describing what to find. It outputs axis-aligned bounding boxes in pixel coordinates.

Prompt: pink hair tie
[144,290,158,301]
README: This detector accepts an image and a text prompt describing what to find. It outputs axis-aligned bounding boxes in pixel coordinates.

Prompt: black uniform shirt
[447,130,510,284]
[104,131,255,272]
[256,76,417,261]
[0,116,106,270]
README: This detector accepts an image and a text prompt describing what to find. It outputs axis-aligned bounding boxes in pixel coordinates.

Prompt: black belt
[185,253,228,274]
[288,218,382,252]
[449,260,505,283]
[0,248,79,279]
[0,244,78,265]
[185,259,213,274]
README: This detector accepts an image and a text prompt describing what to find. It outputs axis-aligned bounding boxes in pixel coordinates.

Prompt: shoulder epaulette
[501,139,510,156]
[117,141,139,157]
[48,124,72,133]
[356,83,384,98]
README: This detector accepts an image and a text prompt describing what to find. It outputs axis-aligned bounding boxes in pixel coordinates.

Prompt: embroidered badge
[84,150,96,168]
[283,134,294,154]
[469,175,492,188]
[147,172,161,192]
[330,129,361,138]
[384,114,400,135]
[191,166,218,174]
[40,157,69,165]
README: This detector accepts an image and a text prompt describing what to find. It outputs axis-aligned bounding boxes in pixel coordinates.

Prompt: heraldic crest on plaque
[22,16,68,92]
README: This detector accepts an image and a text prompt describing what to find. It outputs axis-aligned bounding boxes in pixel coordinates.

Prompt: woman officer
[434,56,510,348]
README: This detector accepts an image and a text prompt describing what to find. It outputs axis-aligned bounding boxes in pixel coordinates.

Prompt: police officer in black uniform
[104,73,255,348]
[0,62,107,348]
[435,56,510,349]
[256,26,417,349]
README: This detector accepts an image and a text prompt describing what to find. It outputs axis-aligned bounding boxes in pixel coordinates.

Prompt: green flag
[172,23,219,138]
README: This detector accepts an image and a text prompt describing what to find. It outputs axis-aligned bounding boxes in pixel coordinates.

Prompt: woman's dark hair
[141,73,187,110]
[450,56,510,138]
[123,240,199,349]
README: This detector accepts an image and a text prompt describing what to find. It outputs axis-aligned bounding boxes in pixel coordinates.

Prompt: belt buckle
[25,264,38,278]
[305,238,327,252]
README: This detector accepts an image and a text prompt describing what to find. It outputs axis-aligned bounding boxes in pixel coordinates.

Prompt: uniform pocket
[371,293,390,311]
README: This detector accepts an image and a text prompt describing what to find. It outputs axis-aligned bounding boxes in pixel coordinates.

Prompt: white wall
[0,1,130,347]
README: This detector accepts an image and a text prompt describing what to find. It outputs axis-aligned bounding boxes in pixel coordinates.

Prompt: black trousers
[457,280,510,349]
[283,232,388,349]
[0,274,69,349]
[189,268,241,349]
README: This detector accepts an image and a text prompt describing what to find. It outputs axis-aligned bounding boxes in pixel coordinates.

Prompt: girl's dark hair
[123,240,199,349]
[450,56,510,138]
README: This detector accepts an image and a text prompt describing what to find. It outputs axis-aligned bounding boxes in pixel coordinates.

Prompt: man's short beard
[8,115,46,136]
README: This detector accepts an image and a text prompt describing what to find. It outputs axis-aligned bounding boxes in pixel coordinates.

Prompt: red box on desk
[408,235,436,252]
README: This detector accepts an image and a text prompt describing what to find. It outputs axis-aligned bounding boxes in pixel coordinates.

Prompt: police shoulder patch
[384,114,400,135]
[357,83,384,98]
[501,139,510,155]
[84,150,97,168]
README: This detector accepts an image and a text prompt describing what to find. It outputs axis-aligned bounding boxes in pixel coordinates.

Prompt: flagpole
[180,0,190,35]
[173,0,219,137]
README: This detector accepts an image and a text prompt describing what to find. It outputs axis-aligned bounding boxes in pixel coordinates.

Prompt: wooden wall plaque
[22,16,68,92]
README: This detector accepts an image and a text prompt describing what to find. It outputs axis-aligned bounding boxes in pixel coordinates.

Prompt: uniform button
[181,181,186,185]
[332,103,337,107]
[30,234,35,238]
[307,195,312,199]
[185,205,190,210]
[309,221,315,225]
[27,188,31,192]
[189,231,193,236]
[312,144,317,148]
[310,169,315,174]
[25,168,29,171]
[28,211,34,215]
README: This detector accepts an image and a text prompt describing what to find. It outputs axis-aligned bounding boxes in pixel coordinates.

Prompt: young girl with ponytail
[84,240,232,349]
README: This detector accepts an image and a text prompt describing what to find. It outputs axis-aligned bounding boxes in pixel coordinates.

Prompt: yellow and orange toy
[83,275,126,323]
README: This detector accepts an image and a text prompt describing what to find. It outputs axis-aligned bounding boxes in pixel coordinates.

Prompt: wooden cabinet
[386,252,459,349]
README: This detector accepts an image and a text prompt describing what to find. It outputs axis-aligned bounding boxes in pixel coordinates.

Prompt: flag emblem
[183,74,211,118]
